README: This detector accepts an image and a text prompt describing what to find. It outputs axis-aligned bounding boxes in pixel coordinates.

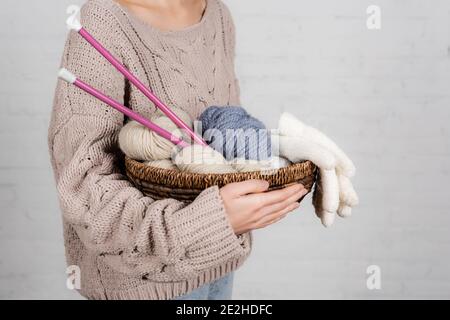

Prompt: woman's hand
[220,180,307,235]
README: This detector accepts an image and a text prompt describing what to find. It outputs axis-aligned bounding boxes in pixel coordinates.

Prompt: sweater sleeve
[48,1,247,280]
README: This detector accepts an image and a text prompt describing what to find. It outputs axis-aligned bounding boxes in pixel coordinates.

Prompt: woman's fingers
[257,187,307,217]
[222,179,269,198]
[255,202,300,229]
[244,183,305,209]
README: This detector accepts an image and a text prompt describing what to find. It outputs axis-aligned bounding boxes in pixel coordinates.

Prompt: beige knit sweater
[48,0,252,300]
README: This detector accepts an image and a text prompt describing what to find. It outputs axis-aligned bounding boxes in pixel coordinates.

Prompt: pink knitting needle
[67,17,207,146]
[58,68,189,148]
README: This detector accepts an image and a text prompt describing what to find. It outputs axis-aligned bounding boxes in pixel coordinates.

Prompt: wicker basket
[125,156,317,202]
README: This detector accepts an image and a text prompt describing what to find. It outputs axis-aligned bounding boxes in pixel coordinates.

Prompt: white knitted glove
[273,112,359,227]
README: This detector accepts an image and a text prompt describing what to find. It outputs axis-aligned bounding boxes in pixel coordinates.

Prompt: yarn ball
[119,107,193,161]
[172,144,237,174]
[144,159,178,170]
[232,156,292,173]
[199,106,272,161]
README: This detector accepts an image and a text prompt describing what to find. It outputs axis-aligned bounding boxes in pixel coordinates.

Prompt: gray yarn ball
[199,106,271,160]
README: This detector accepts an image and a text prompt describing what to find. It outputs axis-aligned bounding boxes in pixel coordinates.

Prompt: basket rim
[125,156,315,180]
[125,157,317,189]
[125,156,317,200]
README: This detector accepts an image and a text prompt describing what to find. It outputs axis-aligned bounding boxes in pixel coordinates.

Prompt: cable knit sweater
[48,0,251,300]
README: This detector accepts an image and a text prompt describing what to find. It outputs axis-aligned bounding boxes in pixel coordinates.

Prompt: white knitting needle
[58,68,189,148]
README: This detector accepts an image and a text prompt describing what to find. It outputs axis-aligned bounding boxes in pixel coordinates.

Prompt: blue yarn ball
[199,106,271,160]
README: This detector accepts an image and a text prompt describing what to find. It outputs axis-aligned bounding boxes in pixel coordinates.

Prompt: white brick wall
[0,0,449,299]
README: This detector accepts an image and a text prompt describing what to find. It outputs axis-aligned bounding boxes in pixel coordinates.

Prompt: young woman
[48,0,307,300]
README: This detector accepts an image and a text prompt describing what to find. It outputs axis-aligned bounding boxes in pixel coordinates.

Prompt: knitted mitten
[277,112,355,177]
[274,112,358,227]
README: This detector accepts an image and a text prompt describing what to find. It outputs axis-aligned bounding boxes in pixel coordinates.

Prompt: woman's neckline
[111,0,212,36]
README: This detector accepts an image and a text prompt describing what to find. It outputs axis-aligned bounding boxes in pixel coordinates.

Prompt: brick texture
[0,0,449,299]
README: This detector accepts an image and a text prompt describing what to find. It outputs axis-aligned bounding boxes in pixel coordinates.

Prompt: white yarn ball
[172,145,237,174]
[119,107,193,161]
[144,159,178,170]
[232,156,291,172]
